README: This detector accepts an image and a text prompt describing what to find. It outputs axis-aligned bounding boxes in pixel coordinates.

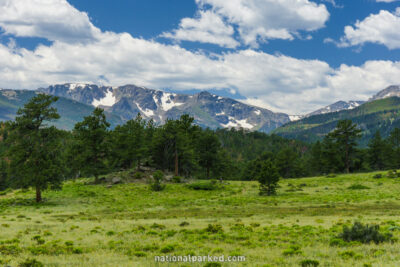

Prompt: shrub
[282,245,302,256]
[187,181,218,191]
[256,160,280,196]
[18,258,44,267]
[160,244,175,253]
[205,224,223,233]
[150,171,166,191]
[133,172,145,179]
[172,176,183,183]
[325,173,336,178]
[179,221,190,227]
[347,184,370,190]
[300,259,319,267]
[387,170,399,178]
[373,174,382,179]
[339,222,392,244]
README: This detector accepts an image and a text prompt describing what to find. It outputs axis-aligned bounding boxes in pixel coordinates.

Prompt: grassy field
[1,172,400,266]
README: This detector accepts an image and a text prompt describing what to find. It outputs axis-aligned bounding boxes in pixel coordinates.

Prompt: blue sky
[0,0,400,114]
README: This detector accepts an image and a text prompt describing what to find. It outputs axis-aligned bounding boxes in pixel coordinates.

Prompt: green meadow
[1,171,400,266]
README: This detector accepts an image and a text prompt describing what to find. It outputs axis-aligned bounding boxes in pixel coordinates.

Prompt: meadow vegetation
[1,171,400,266]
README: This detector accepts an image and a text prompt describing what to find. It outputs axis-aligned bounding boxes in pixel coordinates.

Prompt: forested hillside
[275,97,400,146]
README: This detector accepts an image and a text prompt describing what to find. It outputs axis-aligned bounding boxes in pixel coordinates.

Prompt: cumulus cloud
[0,0,100,43]
[0,0,399,115]
[339,9,400,49]
[161,10,239,48]
[164,0,329,47]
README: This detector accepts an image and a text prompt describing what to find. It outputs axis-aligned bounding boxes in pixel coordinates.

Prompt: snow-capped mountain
[39,83,290,132]
[306,100,365,117]
[369,85,400,101]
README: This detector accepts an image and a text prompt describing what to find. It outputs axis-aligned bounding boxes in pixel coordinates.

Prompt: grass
[1,171,400,266]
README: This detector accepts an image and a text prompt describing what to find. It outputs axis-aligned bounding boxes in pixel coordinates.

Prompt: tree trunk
[174,148,179,176]
[35,185,42,203]
[94,173,99,184]
[206,166,210,179]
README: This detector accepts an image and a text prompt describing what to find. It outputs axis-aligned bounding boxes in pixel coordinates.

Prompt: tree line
[1,94,400,201]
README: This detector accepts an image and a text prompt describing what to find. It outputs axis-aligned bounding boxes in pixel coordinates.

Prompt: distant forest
[1,94,400,194]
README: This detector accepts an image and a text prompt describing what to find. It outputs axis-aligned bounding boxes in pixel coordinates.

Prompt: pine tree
[389,128,400,168]
[328,120,362,173]
[6,94,63,202]
[368,131,387,170]
[197,129,221,178]
[73,108,110,184]
[112,114,147,170]
[256,159,280,196]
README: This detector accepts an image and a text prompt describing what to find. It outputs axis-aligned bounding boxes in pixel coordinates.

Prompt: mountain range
[1,83,400,140]
[38,83,290,132]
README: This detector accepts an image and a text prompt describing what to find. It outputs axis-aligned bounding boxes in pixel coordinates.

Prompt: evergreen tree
[389,128,400,168]
[6,94,63,202]
[321,135,342,173]
[275,147,299,178]
[112,114,147,170]
[256,159,280,196]
[368,131,388,170]
[328,120,362,173]
[197,129,221,178]
[73,108,110,183]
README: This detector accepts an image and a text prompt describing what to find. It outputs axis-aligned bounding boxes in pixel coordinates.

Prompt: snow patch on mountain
[221,117,255,129]
[289,115,303,121]
[160,93,184,111]
[92,90,116,107]
[137,104,154,117]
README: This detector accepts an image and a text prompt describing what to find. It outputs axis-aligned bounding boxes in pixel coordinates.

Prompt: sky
[0,0,400,114]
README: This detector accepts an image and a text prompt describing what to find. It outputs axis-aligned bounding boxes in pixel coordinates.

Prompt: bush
[300,259,319,267]
[347,184,370,190]
[282,245,302,256]
[203,263,222,267]
[150,171,166,191]
[160,244,175,253]
[18,258,44,267]
[325,173,336,178]
[339,222,392,244]
[204,224,223,233]
[133,172,145,179]
[187,181,218,191]
[172,176,183,183]
[387,170,400,178]
[256,159,280,196]
[373,174,382,179]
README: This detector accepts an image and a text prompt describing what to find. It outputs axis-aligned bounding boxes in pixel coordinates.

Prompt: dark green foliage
[339,222,392,244]
[172,176,183,183]
[328,120,362,173]
[187,180,218,191]
[6,94,64,202]
[300,259,319,267]
[204,224,223,233]
[72,108,110,183]
[347,184,370,190]
[373,174,383,179]
[197,129,221,178]
[256,159,280,196]
[111,114,148,170]
[368,131,392,170]
[18,258,44,267]
[150,170,165,191]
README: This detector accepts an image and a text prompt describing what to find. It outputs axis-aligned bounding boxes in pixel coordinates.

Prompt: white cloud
[0,0,100,43]
[340,9,400,49]
[161,10,239,48]
[165,0,329,47]
[376,0,399,2]
[0,0,399,115]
